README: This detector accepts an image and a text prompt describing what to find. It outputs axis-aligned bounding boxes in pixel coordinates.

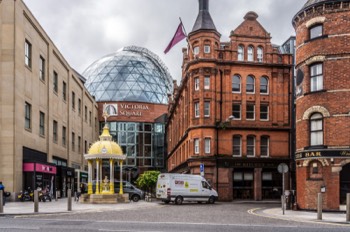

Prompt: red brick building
[167,0,293,201]
[293,0,350,210]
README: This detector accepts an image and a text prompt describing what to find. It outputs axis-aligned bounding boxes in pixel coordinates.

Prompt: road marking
[248,207,350,227]
[0,226,39,230]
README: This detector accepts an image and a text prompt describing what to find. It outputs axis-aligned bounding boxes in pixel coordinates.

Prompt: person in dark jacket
[0,181,5,205]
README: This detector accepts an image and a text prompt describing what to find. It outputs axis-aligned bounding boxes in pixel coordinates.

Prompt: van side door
[201,181,211,199]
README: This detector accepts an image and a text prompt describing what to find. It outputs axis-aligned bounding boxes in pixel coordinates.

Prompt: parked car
[114,181,144,202]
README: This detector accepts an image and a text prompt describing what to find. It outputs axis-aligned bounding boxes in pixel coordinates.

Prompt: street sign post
[278,163,289,215]
[200,163,204,177]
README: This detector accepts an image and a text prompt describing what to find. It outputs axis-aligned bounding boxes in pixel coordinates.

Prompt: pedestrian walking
[0,181,5,206]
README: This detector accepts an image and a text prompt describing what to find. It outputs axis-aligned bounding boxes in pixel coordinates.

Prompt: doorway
[340,163,350,205]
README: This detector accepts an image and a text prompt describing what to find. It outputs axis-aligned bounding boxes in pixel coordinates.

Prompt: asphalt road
[0,202,349,232]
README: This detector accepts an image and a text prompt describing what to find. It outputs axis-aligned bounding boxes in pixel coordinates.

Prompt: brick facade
[167,4,293,201]
[293,0,350,210]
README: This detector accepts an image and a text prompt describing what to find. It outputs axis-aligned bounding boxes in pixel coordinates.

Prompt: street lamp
[216,115,235,191]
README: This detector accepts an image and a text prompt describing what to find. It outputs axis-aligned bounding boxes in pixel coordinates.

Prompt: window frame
[247,46,254,61]
[25,102,32,130]
[194,102,200,118]
[247,136,256,157]
[194,138,199,154]
[53,71,58,93]
[309,24,323,40]
[310,63,323,92]
[260,76,269,94]
[204,138,211,154]
[260,136,269,157]
[246,104,255,120]
[39,111,45,136]
[193,46,199,55]
[194,77,200,91]
[204,45,211,54]
[53,120,58,143]
[72,132,75,151]
[25,40,32,68]
[310,113,323,146]
[62,126,66,146]
[260,105,269,121]
[72,91,75,110]
[232,103,241,120]
[62,81,67,101]
[204,76,210,90]
[238,45,244,61]
[232,75,241,93]
[39,56,45,81]
[246,75,255,93]
[257,46,263,62]
[204,101,210,117]
[232,135,242,157]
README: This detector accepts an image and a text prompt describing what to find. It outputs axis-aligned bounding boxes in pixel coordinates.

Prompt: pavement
[0,199,349,226]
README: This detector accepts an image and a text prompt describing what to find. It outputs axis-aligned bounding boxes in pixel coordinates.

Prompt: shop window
[238,45,244,61]
[232,75,241,93]
[310,113,323,146]
[310,24,323,40]
[310,63,323,92]
[246,75,255,93]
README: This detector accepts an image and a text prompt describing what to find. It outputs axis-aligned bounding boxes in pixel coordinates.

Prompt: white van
[156,173,218,205]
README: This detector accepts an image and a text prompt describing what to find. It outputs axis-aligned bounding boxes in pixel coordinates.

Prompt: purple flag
[164,22,186,54]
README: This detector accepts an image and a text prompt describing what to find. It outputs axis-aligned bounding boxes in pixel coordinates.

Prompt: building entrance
[233,169,254,199]
[340,163,350,205]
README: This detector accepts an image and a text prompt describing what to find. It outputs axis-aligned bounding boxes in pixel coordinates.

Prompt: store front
[56,166,75,198]
[23,162,56,192]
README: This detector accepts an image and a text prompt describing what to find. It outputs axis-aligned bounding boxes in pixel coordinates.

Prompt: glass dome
[83,46,173,104]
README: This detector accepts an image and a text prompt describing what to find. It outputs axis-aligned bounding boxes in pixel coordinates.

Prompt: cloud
[23,0,306,83]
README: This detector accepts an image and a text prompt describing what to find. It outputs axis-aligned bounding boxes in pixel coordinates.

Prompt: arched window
[257,46,263,62]
[238,45,244,61]
[248,46,254,61]
[310,24,323,40]
[247,135,255,157]
[310,113,323,146]
[232,135,242,157]
[260,76,269,94]
[246,75,255,93]
[232,75,241,92]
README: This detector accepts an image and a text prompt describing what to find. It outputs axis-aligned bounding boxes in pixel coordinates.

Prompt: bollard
[34,190,39,213]
[346,193,350,222]
[67,189,72,211]
[55,191,58,201]
[317,193,322,220]
[0,190,3,213]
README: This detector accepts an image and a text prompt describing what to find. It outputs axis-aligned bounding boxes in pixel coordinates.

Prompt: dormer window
[310,24,323,40]
[194,46,200,55]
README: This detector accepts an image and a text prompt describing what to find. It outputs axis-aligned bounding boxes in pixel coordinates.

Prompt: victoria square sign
[104,103,150,117]
[296,149,350,160]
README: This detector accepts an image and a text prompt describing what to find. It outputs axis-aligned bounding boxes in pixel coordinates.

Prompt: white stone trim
[306,17,326,28]
[305,56,326,66]
[302,106,330,120]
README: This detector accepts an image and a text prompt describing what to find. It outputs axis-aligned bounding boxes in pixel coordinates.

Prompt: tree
[135,171,160,195]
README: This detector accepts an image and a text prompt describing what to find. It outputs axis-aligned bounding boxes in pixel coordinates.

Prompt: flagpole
[179,17,194,55]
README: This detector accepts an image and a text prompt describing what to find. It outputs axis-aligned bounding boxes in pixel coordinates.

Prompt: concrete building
[293,0,350,210]
[83,46,173,180]
[167,0,293,201]
[0,0,99,197]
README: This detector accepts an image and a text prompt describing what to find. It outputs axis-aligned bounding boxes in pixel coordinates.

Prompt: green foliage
[136,170,160,194]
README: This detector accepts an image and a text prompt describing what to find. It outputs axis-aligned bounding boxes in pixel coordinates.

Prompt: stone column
[254,168,262,201]
[100,159,103,193]
[87,160,93,194]
[109,159,114,194]
[96,159,100,194]
[119,160,123,194]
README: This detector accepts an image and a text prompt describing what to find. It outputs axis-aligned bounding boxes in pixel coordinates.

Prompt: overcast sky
[23,0,306,83]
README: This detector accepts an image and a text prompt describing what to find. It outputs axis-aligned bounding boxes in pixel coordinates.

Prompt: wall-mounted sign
[104,103,150,118]
[296,149,350,160]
